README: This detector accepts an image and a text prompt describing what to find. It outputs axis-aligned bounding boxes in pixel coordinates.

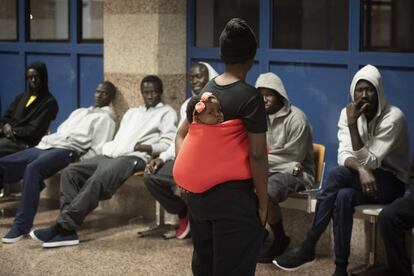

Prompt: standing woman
[175,18,268,276]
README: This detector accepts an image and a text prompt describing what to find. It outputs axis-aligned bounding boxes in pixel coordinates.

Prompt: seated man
[143,62,217,239]
[255,72,315,263]
[378,154,414,276]
[0,61,58,157]
[31,75,177,248]
[1,81,117,243]
[274,64,410,276]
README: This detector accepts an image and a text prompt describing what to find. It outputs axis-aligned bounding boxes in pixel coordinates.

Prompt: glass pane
[272,0,348,50]
[29,0,69,40]
[195,0,259,48]
[0,0,17,40]
[81,0,103,41]
[361,0,414,52]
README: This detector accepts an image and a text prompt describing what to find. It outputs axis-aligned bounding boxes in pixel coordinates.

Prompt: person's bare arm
[248,132,268,225]
[175,119,189,156]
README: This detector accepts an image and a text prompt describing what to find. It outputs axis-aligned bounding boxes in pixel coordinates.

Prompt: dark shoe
[42,229,79,248]
[258,235,291,263]
[273,241,316,271]
[30,224,59,243]
[332,266,348,276]
[2,227,26,243]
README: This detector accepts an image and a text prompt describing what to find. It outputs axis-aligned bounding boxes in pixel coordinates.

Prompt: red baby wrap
[173,119,252,193]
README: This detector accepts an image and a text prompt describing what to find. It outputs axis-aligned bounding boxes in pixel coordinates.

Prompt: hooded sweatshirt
[159,62,218,162]
[337,64,410,183]
[0,62,59,146]
[36,106,116,161]
[255,72,315,187]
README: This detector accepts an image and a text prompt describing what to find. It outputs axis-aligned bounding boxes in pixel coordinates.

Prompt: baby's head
[188,92,224,125]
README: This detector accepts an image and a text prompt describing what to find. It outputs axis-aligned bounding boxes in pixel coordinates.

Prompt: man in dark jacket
[0,61,58,157]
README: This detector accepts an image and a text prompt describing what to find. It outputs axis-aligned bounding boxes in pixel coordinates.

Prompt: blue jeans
[308,166,405,268]
[0,147,74,233]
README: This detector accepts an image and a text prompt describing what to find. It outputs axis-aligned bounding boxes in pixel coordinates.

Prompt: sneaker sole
[42,240,79,248]
[2,234,25,244]
[29,230,44,243]
[273,259,316,272]
[176,224,190,240]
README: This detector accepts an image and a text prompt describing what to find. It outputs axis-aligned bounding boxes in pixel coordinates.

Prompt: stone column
[100,0,186,218]
[104,0,187,120]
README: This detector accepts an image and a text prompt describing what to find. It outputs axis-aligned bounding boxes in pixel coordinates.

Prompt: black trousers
[57,155,146,231]
[187,181,264,276]
[143,160,187,216]
[379,195,414,276]
[0,137,28,158]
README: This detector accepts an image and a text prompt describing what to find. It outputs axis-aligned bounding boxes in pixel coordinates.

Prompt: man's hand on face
[3,123,16,141]
[357,166,378,199]
[145,158,164,174]
[346,98,369,125]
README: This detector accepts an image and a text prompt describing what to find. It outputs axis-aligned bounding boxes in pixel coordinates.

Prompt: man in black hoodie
[0,61,58,157]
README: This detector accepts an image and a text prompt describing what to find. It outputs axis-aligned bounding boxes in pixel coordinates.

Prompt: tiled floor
[0,196,336,276]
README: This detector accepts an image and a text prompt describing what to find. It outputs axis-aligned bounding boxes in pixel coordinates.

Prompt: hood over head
[199,62,218,81]
[26,61,50,96]
[350,64,387,118]
[255,72,290,106]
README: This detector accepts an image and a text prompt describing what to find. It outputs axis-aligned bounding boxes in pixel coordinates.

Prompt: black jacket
[0,62,59,146]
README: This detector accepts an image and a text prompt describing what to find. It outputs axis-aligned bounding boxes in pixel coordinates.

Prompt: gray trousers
[267,172,308,203]
[57,155,145,230]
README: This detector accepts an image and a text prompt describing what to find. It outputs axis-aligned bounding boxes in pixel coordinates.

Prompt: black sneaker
[273,241,316,271]
[42,229,79,248]
[30,224,60,243]
[258,235,290,263]
[2,227,27,243]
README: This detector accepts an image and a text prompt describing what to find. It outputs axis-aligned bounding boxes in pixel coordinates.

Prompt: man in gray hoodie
[274,65,410,276]
[255,72,315,263]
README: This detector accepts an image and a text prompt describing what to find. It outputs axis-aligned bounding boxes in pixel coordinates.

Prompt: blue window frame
[187,0,414,172]
[0,0,103,131]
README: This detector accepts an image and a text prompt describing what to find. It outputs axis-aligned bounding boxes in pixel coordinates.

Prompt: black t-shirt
[195,79,267,133]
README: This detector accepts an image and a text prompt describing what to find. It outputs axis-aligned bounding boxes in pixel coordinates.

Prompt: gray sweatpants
[57,155,145,230]
[267,172,308,204]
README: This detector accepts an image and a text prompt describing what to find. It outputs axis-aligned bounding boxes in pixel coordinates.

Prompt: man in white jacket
[143,62,218,240]
[274,65,410,276]
[31,75,177,248]
[255,72,315,263]
[1,81,117,243]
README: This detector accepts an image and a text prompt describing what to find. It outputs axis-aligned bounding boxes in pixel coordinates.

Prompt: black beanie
[219,18,257,64]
